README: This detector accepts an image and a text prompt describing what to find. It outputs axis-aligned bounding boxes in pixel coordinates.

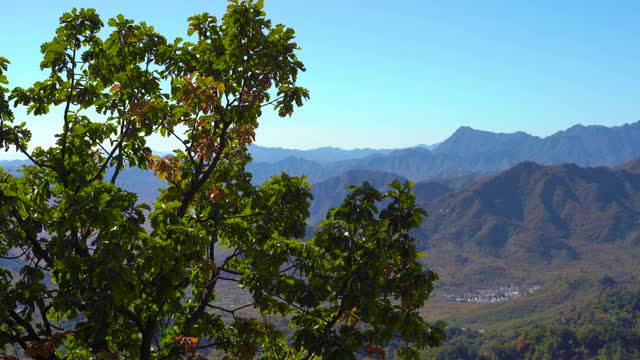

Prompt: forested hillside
[423,280,640,360]
[418,160,640,287]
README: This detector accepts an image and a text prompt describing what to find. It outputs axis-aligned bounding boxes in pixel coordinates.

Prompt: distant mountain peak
[448,125,485,137]
[444,126,538,142]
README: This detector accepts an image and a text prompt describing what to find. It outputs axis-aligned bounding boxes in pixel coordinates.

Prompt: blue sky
[1,0,639,157]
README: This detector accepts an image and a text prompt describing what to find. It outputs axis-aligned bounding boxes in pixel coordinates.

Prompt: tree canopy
[0,1,444,359]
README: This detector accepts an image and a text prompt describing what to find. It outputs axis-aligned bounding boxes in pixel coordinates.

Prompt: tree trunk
[140,320,155,360]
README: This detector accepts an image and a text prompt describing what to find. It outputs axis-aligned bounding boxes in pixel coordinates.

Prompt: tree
[0,1,445,359]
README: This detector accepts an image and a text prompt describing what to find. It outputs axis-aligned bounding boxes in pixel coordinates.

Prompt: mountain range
[4,121,639,185]
[247,143,441,164]
[434,122,640,167]
[247,121,640,183]
[248,145,394,163]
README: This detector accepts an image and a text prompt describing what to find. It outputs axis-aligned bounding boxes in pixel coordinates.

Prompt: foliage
[0,1,443,359]
[422,286,640,360]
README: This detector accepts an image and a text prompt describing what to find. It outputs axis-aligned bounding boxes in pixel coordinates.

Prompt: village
[443,284,542,304]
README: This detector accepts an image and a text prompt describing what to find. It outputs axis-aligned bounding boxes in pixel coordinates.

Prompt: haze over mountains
[3,121,639,185]
[248,145,395,164]
[247,143,441,164]
[247,121,640,183]
[434,122,640,166]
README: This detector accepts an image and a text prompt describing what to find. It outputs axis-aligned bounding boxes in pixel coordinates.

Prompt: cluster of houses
[443,284,542,303]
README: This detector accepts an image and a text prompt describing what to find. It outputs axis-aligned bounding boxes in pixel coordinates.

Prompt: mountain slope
[418,160,640,287]
[413,180,453,204]
[616,157,640,174]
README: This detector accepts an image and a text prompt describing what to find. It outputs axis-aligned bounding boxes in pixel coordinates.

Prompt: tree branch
[60,46,78,189]
[207,302,255,316]
[0,329,28,350]
[9,309,40,341]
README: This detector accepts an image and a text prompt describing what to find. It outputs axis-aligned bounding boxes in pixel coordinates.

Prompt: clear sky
[1,0,639,158]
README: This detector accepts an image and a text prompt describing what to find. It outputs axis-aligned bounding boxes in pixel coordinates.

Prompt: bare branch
[260,95,284,108]
[207,302,255,316]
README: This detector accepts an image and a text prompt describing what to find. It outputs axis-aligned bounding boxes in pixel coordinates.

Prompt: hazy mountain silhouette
[7,121,638,185]
[248,144,395,164]
[434,121,640,167]
[247,148,480,183]
[248,121,640,183]
[248,143,444,163]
